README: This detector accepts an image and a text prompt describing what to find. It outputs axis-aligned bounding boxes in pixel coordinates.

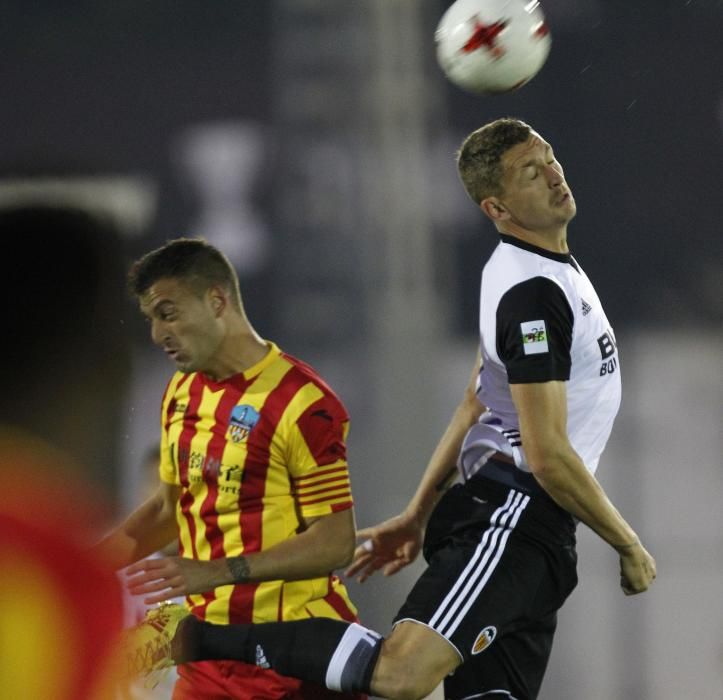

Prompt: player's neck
[500,223,569,254]
[204,321,269,382]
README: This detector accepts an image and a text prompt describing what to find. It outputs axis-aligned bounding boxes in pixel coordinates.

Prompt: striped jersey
[460,234,621,479]
[158,341,358,625]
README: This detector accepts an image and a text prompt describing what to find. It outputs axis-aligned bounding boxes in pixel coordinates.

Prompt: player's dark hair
[128,237,242,309]
[456,117,532,205]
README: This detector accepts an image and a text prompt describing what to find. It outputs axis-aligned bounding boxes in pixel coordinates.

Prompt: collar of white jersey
[499,233,580,272]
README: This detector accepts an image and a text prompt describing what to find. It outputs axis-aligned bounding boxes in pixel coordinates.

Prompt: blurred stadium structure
[2,1,721,698]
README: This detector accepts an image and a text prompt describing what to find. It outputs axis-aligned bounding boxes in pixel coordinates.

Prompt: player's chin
[555,195,576,217]
[174,357,196,373]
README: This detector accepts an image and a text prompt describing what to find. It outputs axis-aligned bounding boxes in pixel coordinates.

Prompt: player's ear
[481,197,509,222]
[207,286,228,316]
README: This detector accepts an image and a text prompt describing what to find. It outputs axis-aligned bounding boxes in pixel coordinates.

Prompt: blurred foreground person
[0,205,130,698]
[124,119,656,700]
[99,238,364,699]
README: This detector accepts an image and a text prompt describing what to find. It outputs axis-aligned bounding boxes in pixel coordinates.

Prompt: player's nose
[150,319,168,346]
[545,164,563,187]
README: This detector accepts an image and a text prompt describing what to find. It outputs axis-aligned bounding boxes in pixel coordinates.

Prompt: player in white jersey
[464,232,622,479]
[125,119,656,700]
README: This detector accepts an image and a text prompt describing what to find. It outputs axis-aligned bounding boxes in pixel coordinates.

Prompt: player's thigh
[384,619,461,673]
[373,620,461,693]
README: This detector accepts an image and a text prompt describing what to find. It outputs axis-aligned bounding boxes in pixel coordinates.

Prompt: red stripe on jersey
[294,475,349,493]
[323,576,358,622]
[297,482,350,499]
[294,397,348,466]
[161,374,189,432]
[331,502,353,513]
[198,386,247,559]
[292,466,348,484]
[177,375,204,488]
[279,352,340,397]
[194,384,254,620]
[161,378,174,432]
[228,366,302,624]
[298,494,352,507]
[164,400,176,435]
[177,373,192,390]
[277,586,284,622]
[176,375,204,567]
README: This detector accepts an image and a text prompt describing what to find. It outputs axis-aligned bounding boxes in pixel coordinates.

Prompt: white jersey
[460,234,621,480]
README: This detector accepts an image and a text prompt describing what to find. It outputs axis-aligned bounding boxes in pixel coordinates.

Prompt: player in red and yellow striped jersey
[154,342,356,628]
[98,238,363,699]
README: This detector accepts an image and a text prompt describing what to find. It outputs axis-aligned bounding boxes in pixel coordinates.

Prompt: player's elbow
[321,527,356,571]
[309,509,357,571]
[461,386,485,421]
[524,441,569,479]
[333,537,356,570]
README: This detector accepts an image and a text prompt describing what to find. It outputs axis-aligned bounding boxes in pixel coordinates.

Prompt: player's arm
[95,481,180,570]
[510,380,656,595]
[126,506,357,604]
[227,508,356,583]
[404,349,484,525]
[127,391,359,603]
[346,351,485,582]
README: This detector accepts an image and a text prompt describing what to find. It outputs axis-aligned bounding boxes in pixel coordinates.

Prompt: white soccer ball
[435,0,552,95]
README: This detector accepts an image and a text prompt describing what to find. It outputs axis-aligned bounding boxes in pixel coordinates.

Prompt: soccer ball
[435,0,551,95]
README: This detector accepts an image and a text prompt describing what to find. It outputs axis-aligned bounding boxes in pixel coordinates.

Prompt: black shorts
[393,473,578,700]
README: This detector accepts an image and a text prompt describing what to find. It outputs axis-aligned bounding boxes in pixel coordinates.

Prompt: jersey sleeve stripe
[292,466,349,483]
[297,492,353,507]
[330,502,353,513]
[296,486,351,502]
[293,475,350,492]
[296,482,351,498]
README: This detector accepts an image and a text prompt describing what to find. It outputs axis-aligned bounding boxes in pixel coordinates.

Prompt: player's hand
[617,541,656,595]
[126,556,228,604]
[344,512,424,583]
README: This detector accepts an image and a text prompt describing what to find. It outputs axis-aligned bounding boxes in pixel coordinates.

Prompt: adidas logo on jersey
[581,299,592,316]
[256,644,271,669]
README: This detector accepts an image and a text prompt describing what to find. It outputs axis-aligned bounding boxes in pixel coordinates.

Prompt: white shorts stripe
[444,493,529,638]
[428,489,530,638]
[428,490,516,631]
[431,492,525,634]
[435,492,528,636]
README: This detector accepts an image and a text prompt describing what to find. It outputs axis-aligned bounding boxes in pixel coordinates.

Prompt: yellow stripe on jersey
[159,372,189,486]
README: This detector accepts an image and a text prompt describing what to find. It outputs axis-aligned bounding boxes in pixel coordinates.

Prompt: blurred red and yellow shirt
[0,433,124,699]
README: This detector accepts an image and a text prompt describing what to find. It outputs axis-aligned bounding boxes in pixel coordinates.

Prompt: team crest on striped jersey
[471,625,497,654]
[227,404,260,444]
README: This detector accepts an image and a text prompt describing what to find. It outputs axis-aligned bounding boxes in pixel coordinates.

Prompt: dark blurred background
[3,0,721,334]
[2,2,721,698]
